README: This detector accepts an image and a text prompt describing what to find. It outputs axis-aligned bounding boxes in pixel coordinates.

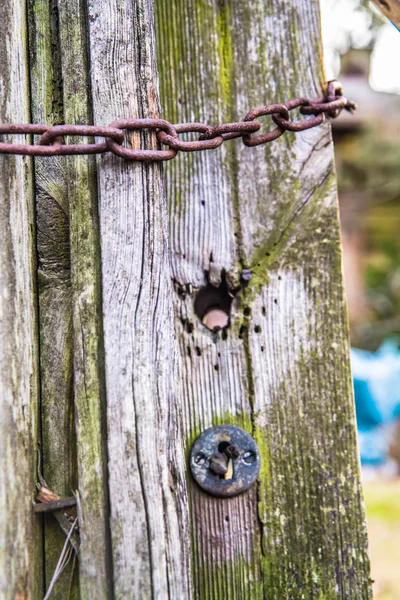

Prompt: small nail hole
[238,325,247,339]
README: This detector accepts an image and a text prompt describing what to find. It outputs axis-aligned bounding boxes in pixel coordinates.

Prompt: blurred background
[321,1,400,597]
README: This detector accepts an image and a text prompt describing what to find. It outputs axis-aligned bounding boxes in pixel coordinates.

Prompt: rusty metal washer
[190,424,260,498]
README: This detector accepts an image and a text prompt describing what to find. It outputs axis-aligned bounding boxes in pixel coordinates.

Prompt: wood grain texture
[86,0,190,597]
[0,1,42,597]
[27,1,79,595]
[57,0,113,596]
[155,0,372,598]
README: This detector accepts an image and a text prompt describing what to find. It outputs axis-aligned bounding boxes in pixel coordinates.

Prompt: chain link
[0,81,355,162]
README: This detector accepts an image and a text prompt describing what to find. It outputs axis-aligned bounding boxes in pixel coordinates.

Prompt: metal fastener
[190,425,260,498]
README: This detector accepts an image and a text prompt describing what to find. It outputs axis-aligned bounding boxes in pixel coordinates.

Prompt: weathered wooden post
[0,2,42,598]
[83,1,190,597]
[154,0,372,598]
[0,0,372,598]
[26,0,190,598]
[28,1,80,594]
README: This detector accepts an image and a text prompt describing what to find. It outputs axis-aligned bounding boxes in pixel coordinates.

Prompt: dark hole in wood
[238,325,247,339]
[194,279,234,332]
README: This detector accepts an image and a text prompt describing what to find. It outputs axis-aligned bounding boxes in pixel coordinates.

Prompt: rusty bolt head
[190,425,260,498]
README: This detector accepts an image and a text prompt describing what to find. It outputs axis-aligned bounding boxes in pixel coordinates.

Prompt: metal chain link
[0,81,355,162]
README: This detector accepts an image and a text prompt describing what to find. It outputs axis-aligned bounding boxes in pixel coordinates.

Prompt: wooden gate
[0,0,372,598]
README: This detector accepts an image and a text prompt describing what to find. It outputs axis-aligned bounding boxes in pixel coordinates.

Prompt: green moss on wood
[156,1,371,598]
[216,0,233,119]
[243,171,336,296]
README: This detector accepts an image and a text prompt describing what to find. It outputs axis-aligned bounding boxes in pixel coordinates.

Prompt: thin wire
[43,517,78,600]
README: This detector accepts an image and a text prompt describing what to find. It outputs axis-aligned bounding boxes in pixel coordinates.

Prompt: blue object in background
[351,339,400,465]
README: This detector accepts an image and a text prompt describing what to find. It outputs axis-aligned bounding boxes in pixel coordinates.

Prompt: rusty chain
[0,81,355,162]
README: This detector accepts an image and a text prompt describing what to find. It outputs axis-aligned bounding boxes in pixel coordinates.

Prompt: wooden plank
[0,1,42,598]
[57,0,113,596]
[155,0,372,598]
[86,0,190,597]
[27,1,79,596]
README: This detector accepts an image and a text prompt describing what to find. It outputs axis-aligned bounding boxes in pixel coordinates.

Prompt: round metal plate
[190,425,260,498]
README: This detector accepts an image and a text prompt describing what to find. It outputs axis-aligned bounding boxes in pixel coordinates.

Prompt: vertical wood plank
[0,1,42,597]
[86,0,190,597]
[155,0,372,598]
[27,1,79,595]
[57,0,113,596]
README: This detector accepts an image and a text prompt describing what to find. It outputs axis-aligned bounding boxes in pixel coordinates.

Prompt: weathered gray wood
[155,0,372,598]
[0,0,373,596]
[57,0,113,596]
[0,1,42,598]
[27,1,79,596]
[86,0,190,597]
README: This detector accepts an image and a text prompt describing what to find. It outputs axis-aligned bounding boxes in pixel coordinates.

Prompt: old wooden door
[0,0,371,598]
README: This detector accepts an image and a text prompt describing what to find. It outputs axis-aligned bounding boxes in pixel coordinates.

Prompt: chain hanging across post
[0,81,355,162]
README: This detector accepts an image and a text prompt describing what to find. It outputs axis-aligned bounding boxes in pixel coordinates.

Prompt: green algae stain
[216,0,234,118]
[244,171,336,296]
